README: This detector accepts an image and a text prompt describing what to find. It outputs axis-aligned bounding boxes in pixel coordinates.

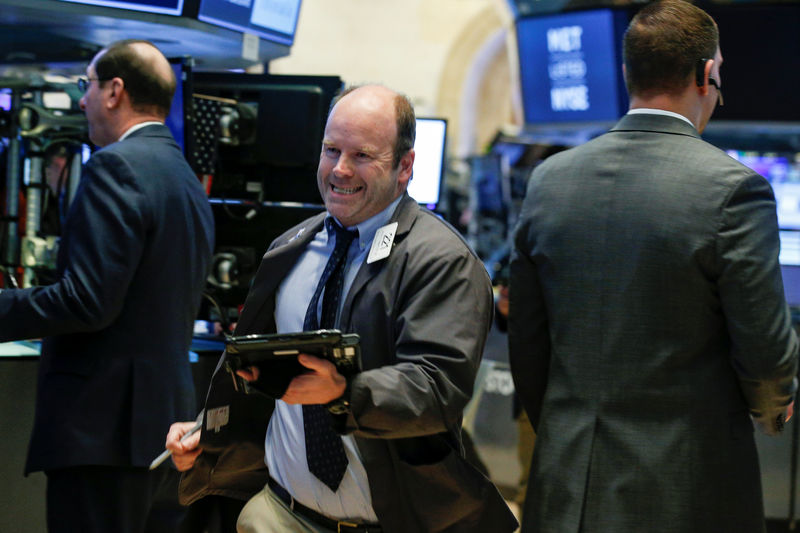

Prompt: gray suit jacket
[509,113,798,533]
[183,194,517,532]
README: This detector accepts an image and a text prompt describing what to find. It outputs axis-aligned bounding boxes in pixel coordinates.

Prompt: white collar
[118,121,163,142]
[627,108,695,129]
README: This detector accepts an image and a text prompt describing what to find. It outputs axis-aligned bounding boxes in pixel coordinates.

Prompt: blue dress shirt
[266,194,403,521]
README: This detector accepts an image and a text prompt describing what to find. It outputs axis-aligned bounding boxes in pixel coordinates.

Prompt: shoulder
[400,205,487,276]
[410,207,472,251]
[267,211,326,251]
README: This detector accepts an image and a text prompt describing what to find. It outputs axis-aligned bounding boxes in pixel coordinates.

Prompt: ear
[105,77,125,110]
[696,59,713,96]
[397,149,415,188]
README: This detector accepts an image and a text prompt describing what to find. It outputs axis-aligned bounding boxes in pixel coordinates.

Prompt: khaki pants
[237,484,331,533]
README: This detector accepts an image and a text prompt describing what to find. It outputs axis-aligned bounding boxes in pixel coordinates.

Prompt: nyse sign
[547,24,590,112]
[517,9,626,123]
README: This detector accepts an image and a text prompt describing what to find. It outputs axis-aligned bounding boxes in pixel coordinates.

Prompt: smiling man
[167,84,517,533]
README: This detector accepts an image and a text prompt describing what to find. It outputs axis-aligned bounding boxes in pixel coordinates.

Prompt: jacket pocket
[395,446,491,532]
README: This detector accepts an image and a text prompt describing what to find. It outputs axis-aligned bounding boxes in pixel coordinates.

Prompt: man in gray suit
[168,84,517,533]
[508,1,798,532]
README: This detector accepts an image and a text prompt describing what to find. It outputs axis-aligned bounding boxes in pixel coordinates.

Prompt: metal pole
[3,90,21,268]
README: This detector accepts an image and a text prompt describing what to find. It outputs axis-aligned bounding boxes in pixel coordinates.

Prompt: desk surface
[0,338,225,358]
[0,341,40,357]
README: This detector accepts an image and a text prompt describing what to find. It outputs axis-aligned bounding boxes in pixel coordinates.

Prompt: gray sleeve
[344,241,494,439]
[717,172,798,435]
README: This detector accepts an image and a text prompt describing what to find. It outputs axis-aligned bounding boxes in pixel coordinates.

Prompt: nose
[79,94,86,111]
[332,154,353,178]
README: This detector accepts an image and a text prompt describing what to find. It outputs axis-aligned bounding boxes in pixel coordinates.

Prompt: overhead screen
[197,0,302,45]
[56,0,184,15]
[56,0,302,46]
[516,8,628,124]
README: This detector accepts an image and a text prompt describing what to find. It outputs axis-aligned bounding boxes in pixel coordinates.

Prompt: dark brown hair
[94,39,176,118]
[623,0,719,97]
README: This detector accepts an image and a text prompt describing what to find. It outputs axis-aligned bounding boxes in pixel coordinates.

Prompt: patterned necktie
[302,221,357,492]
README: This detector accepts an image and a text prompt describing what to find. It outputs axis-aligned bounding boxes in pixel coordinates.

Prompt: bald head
[93,39,176,118]
[330,84,416,168]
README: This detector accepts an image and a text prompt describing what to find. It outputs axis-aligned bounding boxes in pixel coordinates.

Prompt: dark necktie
[302,221,357,492]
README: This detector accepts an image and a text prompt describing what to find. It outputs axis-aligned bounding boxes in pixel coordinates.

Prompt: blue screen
[198,0,302,45]
[165,62,185,153]
[56,0,183,15]
[516,9,628,124]
[726,150,800,271]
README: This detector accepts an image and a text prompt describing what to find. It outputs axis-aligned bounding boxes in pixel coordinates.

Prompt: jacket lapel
[340,194,419,331]
[235,214,326,334]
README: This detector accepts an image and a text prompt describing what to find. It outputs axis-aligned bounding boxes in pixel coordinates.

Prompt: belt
[267,477,382,533]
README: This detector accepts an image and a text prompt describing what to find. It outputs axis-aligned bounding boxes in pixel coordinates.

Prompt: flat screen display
[0,89,10,111]
[198,0,302,45]
[56,0,184,15]
[165,61,186,153]
[727,151,800,231]
[165,58,197,171]
[726,149,800,306]
[409,118,446,209]
[516,8,628,124]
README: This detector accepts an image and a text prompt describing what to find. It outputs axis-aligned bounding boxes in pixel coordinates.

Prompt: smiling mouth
[331,184,363,195]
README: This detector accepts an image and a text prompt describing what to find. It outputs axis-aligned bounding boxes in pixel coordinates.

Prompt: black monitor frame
[55,0,184,16]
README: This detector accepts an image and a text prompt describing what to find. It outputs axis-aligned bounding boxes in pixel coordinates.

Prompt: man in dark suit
[167,84,517,532]
[0,39,214,532]
[509,2,798,532]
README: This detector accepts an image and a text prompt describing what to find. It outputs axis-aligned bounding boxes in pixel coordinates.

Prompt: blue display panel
[409,118,447,210]
[56,0,184,15]
[516,9,628,124]
[165,61,186,154]
[198,0,302,45]
[726,150,800,267]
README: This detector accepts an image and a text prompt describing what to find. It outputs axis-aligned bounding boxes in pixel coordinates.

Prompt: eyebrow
[323,140,379,154]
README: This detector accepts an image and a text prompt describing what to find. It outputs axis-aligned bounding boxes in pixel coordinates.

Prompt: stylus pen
[148,421,201,470]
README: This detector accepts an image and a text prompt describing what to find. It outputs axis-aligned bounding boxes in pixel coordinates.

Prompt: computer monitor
[409,118,447,210]
[194,0,302,46]
[0,89,10,111]
[726,149,800,306]
[55,0,184,15]
[192,71,342,203]
[165,57,196,170]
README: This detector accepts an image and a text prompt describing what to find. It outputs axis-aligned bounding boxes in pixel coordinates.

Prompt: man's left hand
[281,353,347,405]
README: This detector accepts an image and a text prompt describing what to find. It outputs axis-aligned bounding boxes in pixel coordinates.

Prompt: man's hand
[236,365,260,382]
[282,354,347,405]
[165,421,202,471]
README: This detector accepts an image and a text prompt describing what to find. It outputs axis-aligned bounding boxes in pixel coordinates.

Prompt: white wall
[268,0,519,156]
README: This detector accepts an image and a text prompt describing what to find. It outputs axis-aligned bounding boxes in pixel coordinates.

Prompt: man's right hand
[166,420,203,471]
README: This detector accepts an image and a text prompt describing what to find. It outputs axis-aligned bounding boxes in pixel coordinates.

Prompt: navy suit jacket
[0,124,214,473]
